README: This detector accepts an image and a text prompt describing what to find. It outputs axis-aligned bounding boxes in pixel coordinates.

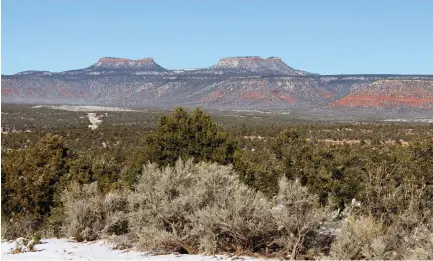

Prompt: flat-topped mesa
[98,57,155,63]
[213,56,266,67]
[211,56,303,75]
[91,57,166,71]
[219,56,265,62]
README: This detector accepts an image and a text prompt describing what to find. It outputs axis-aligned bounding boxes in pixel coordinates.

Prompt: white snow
[384,118,433,123]
[1,238,281,261]
[31,105,140,112]
[231,110,273,114]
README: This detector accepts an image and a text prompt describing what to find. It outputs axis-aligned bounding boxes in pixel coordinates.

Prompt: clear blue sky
[2,0,432,75]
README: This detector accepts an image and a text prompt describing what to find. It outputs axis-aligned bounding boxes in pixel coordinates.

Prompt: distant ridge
[2,55,433,113]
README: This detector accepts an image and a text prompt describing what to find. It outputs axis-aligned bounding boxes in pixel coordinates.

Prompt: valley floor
[1,238,280,261]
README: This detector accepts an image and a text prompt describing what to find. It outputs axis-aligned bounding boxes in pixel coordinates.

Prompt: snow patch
[1,238,281,261]
[384,118,433,123]
[31,105,140,112]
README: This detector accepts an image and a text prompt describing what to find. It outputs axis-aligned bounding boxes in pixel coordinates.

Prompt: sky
[1,0,432,75]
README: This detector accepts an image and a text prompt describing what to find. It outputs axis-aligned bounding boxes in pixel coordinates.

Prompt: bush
[189,174,276,254]
[60,181,130,242]
[384,209,433,259]
[135,107,238,168]
[1,134,69,218]
[1,215,42,240]
[126,158,328,258]
[102,190,130,236]
[127,159,227,254]
[400,225,433,260]
[273,178,329,258]
[10,237,37,254]
[1,134,69,239]
[60,182,104,241]
[329,215,388,259]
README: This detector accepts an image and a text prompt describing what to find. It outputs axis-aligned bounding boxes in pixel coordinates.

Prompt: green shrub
[135,107,238,168]
[1,134,69,217]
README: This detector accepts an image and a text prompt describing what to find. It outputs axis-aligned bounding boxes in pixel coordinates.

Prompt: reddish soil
[1,88,14,95]
[271,90,295,103]
[331,95,433,108]
[200,91,225,102]
[211,91,225,99]
[241,91,265,99]
[317,88,335,99]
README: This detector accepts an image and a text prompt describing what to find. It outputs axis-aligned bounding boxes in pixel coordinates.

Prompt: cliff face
[331,80,433,108]
[2,56,433,112]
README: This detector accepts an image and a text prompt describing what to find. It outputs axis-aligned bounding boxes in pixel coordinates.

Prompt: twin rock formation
[2,56,433,111]
[89,56,307,75]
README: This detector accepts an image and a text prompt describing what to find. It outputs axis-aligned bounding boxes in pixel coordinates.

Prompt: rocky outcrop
[89,57,166,71]
[211,56,304,75]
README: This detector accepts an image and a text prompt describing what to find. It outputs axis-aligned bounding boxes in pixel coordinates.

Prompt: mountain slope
[2,56,433,112]
[331,79,433,108]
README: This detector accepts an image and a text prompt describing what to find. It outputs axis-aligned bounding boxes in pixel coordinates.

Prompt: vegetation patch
[2,105,433,259]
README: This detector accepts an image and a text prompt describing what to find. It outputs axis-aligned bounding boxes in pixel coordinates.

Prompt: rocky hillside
[2,56,433,112]
[331,79,433,108]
